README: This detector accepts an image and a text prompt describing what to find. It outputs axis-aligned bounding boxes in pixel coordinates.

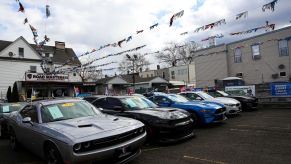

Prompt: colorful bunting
[18,2,24,12]
[23,18,28,24]
[262,0,278,12]
[137,30,144,34]
[194,19,226,33]
[180,32,188,35]
[230,22,275,35]
[236,11,248,20]
[150,23,158,30]
[201,34,224,41]
[169,10,184,27]
[118,39,126,47]
[46,5,51,18]
[126,36,132,42]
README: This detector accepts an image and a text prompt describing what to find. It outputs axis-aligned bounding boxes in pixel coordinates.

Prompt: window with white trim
[251,44,261,60]
[234,47,242,63]
[278,40,288,56]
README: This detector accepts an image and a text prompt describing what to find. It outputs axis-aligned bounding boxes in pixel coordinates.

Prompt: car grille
[215,107,226,114]
[236,103,240,107]
[158,121,194,140]
[74,127,144,153]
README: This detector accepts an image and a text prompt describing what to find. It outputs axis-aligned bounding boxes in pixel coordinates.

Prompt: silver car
[7,98,146,164]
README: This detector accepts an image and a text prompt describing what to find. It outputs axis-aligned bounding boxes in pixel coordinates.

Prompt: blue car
[149,94,226,125]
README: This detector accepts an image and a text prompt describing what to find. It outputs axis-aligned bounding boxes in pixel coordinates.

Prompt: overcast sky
[0,0,290,75]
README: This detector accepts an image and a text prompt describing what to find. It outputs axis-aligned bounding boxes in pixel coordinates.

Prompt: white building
[0,36,82,100]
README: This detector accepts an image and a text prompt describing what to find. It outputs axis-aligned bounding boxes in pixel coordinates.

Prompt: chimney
[55,41,65,50]
[157,65,160,70]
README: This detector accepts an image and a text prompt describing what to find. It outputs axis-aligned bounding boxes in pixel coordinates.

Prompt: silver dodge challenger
[7,98,146,164]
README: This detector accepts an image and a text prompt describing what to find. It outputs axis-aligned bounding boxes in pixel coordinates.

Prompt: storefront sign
[25,73,69,82]
[225,85,256,96]
[271,83,291,96]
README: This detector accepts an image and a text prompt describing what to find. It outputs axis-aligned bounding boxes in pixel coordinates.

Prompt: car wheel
[9,128,20,151]
[44,143,63,164]
[190,112,199,126]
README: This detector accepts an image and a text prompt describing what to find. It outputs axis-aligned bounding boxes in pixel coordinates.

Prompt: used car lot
[1,107,291,164]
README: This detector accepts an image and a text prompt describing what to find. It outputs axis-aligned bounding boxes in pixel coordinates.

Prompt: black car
[0,102,27,137]
[208,90,258,111]
[90,96,195,143]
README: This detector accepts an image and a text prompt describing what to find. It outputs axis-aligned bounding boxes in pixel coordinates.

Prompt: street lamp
[126,54,138,90]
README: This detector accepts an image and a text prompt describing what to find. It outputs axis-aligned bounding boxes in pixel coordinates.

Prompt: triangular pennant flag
[18,2,25,12]
[137,30,144,34]
[46,5,51,18]
[24,18,28,24]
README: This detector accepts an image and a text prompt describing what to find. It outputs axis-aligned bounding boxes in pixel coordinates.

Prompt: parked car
[90,96,195,143]
[207,90,258,111]
[7,98,146,164]
[148,94,226,125]
[0,102,27,137]
[83,95,105,103]
[179,91,242,115]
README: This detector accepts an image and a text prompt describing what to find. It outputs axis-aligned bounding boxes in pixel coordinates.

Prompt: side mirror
[98,108,104,111]
[22,117,33,125]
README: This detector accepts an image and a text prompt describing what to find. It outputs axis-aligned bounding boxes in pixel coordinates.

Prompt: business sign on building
[225,85,256,96]
[25,73,69,82]
[271,83,291,96]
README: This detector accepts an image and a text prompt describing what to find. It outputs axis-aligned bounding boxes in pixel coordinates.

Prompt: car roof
[33,98,84,106]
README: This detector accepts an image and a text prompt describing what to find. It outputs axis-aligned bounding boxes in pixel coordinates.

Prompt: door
[17,105,41,151]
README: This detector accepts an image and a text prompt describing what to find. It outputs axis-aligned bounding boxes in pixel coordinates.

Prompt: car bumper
[155,121,195,143]
[68,132,146,164]
[225,106,242,115]
[201,112,226,124]
[243,102,258,110]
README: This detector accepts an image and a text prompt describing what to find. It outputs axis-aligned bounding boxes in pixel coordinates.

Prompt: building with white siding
[0,36,82,100]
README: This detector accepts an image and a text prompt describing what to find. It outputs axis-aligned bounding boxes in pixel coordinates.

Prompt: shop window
[19,47,24,57]
[30,66,37,73]
[279,71,286,77]
[251,44,261,60]
[278,40,289,56]
[234,47,242,63]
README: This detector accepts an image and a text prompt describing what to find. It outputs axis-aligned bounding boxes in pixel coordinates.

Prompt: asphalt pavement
[1,108,291,164]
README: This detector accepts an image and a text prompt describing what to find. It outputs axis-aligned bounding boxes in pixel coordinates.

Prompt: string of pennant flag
[14,0,281,71]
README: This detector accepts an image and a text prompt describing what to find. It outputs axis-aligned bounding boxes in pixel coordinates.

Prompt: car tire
[44,143,63,164]
[190,112,199,126]
[9,128,20,151]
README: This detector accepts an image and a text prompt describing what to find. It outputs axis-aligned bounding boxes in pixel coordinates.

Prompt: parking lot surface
[1,108,291,164]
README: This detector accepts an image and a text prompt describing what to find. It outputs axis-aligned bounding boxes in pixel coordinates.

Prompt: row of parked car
[0,90,258,164]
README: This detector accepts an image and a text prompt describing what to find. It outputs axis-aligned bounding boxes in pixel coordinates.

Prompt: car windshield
[168,94,189,103]
[0,103,26,113]
[198,92,214,100]
[208,91,228,97]
[41,101,99,123]
[121,97,157,110]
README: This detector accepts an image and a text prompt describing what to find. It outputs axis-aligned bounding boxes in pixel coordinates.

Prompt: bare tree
[76,66,103,82]
[156,42,200,66]
[119,53,150,74]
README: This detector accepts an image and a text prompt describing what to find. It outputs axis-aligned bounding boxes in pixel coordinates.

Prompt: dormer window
[19,47,24,57]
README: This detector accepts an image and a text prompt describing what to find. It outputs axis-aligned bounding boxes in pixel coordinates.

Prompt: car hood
[175,101,222,110]
[45,115,141,140]
[209,97,240,104]
[128,108,189,120]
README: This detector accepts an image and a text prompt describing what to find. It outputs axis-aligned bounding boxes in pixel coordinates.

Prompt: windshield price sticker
[48,106,64,119]
[62,103,75,107]
[2,106,10,113]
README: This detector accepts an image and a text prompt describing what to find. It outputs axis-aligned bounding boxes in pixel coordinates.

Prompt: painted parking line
[230,128,249,132]
[183,155,228,164]
[236,124,289,130]
[143,147,164,152]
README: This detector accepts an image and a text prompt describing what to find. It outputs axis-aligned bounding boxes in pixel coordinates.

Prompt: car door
[17,105,41,150]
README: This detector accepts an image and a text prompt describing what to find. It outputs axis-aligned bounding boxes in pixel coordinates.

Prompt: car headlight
[83,142,91,149]
[224,103,235,107]
[73,143,82,152]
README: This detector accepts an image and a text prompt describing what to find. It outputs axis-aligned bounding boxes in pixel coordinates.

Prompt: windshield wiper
[53,117,73,121]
